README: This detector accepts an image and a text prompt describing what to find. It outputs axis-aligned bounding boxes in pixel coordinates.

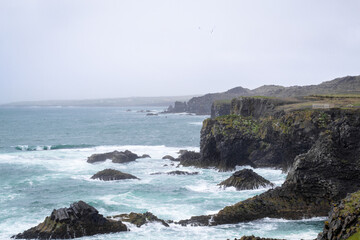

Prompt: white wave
[188,122,203,126]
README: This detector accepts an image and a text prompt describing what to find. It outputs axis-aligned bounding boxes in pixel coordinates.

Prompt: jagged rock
[317,190,360,240]
[177,150,201,166]
[218,169,274,190]
[111,212,169,227]
[162,155,175,161]
[179,109,360,225]
[91,169,139,181]
[87,150,140,164]
[150,170,198,176]
[177,215,212,226]
[13,201,127,239]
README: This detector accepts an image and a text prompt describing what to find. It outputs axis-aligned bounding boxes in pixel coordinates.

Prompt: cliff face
[199,108,335,171]
[180,109,360,225]
[317,190,360,240]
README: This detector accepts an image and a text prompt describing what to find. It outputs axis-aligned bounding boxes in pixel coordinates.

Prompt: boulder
[233,236,284,240]
[91,169,139,181]
[111,212,169,227]
[177,150,201,166]
[87,150,139,164]
[218,169,274,190]
[139,154,151,158]
[13,201,127,239]
[162,155,175,161]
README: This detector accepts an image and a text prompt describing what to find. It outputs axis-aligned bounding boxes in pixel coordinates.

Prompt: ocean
[0,107,324,239]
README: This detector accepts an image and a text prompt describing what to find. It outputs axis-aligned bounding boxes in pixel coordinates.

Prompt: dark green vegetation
[13,201,128,239]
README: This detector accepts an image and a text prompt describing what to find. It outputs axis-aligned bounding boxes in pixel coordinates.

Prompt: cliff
[180,107,360,225]
[167,75,360,115]
[317,190,360,240]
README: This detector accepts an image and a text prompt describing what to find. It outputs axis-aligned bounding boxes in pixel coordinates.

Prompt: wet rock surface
[87,150,145,164]
[112,212,169,227]
[317,190,360,240]
[91,169,139,181]
[13,201,127,239]
[218,169,274,190]
[150,170,199,176]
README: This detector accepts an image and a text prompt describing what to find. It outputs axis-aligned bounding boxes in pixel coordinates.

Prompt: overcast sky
[0,0,359,103]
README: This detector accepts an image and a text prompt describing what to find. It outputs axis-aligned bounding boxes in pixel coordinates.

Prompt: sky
[0,0,359,104]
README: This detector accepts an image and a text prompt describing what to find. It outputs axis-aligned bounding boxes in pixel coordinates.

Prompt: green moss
[347,231,360,240]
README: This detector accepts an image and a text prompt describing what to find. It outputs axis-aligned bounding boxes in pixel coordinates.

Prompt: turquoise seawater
[0,107,324,239]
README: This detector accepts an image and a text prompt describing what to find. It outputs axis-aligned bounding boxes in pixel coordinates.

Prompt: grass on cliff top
[347,231,360,240]
[214,115,261,136]
[340,190,360,216]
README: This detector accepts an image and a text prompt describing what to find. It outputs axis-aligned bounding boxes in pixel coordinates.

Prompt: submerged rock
[87,150,143,164]
[91,169,139,181]
[111,212,169,227]
[150,170,199,176]
[317,190,360,240]
[13,201,127,239]
[218,169,274,190]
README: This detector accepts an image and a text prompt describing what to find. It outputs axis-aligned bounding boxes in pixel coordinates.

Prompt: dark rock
[111,212,169,227]
[150,171,198,176]
[87,150,139,164]
[234,236,285,240]
[162,155,175,161]
[177,215,212,226]
[146,113,158,116]
[218,169,274,190]
[179,109,360,225]
[13,201,127,239]
[317,190,360,240]
[139,154,151,158]
[177,150,201,166]
[91,169,139,181]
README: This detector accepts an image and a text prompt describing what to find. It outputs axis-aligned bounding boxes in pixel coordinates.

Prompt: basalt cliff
[179,96,360,226]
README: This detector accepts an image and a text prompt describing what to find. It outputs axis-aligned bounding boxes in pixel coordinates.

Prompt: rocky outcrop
[176,150,201,166]
[111,212,169,227]
[179,109,360,225]
[317,190,360,240]
[87,150,143,164]
[162,155,175,161]
[198,109,338,171]
[150,170,199,175]
[218,169,274,190]
[13,201,127,239]
[91,169,139,181]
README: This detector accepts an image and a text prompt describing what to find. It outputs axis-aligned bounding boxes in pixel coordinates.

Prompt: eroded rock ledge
[91,169,139,181]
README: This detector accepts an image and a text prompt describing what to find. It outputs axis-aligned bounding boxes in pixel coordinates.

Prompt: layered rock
[91,169,139,181]
[176,150,201,166]
[179,109,360,225]
[111,212,169,227]
[87,150,146,164]
[13,201,127,239]
[317,190,360,240]
[218,169,274,190]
